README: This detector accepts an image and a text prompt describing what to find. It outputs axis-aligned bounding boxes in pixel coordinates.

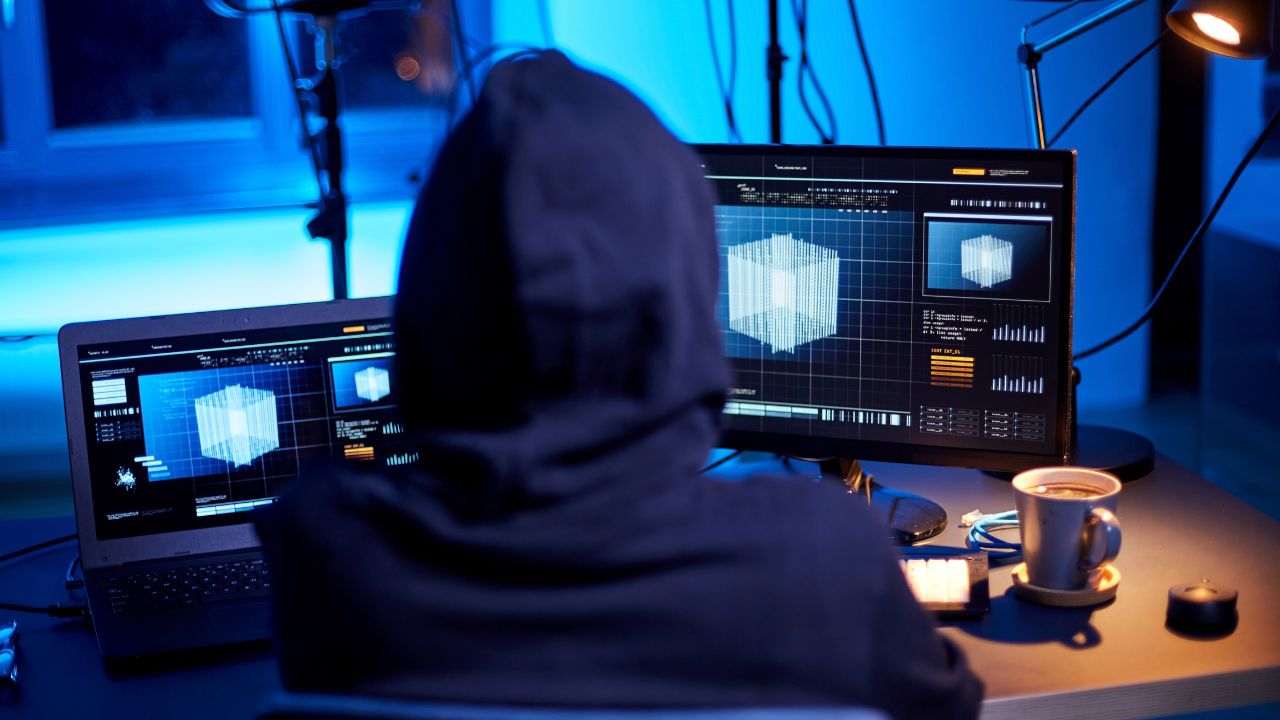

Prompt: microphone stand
[766,0,787,143]
[298,12,351,300]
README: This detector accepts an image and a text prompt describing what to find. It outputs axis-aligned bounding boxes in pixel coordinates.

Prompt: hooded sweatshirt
[256,52,982,720]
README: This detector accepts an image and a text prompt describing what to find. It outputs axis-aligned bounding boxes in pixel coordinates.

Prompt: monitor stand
[819,459,947,546]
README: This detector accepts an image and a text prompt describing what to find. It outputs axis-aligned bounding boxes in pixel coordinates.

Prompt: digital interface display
[76,318,408,540]
[699,147,1073,465]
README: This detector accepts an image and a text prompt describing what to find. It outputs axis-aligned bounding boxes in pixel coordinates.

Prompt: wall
[1207,53,1277,243]
[493,0,1160,411]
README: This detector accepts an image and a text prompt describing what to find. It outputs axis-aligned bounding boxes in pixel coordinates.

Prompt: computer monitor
[697,145,1075,478]
[60,298,405,543]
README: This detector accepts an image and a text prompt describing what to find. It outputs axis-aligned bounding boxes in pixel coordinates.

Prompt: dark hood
[393,52,728,513]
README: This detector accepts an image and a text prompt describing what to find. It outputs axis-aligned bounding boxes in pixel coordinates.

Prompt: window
[306,9,452,110]
[0,0,486,225]
[44,1,252,129]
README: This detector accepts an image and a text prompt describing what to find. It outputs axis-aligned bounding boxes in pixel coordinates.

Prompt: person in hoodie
[256,52,982,720]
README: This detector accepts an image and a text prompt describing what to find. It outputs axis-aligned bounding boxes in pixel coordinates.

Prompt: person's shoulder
[256,459,416,546]
[697,471,902,572]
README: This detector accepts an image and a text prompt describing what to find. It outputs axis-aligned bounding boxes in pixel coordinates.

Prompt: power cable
[845,0,884,145]
[0,601,87,618]
[0,534,86,618]
[701,448,742,471]
[1049,30,1167,148]
[450,0,478,105]
[704,0,742,143]
[537,0,554,47]
[791,0,837,144]
[1075,100,1280,361]
[0,534,76,565]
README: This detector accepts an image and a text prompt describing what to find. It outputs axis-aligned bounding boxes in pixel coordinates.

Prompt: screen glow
[1192,12,1242,45]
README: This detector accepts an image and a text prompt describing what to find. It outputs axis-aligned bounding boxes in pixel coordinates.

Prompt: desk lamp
[1016,0,1274,480]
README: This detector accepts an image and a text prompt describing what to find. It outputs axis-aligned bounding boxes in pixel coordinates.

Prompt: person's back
[257,52,982,720]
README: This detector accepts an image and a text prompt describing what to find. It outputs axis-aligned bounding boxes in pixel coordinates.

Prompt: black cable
[791,0,837,144]
[704,0,741,143]
[0,534,76,565]
[436,43,541,131]
[1049,30,1167,148]
[537,0,555,47]
[272,0,326,195]
[0,535,85,618]
[700,450,743,473]
[450,0,478,105]
[0,601,87,618]
[845,0,884,145]
[726,0,738,140]
[1075,100,1280,361]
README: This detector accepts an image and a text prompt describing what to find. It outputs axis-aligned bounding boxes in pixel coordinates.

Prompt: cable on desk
[0,601,86,619]
[700,450,743,473]
[962,509,1022,561]
[0,534,76,565]
[65,555,83,591]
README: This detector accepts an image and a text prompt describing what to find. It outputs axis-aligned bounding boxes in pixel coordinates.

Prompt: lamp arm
[1032,0,1150,57]
[1019,0,1151,149]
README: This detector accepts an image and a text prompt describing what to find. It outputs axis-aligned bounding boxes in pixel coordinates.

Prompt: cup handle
[1078,507,1122,571]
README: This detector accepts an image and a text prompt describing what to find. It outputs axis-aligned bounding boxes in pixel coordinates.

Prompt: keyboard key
[104,557,271,615]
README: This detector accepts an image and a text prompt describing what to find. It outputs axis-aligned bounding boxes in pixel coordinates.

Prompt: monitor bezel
[695,143,1076,473]
[58,297,395,570]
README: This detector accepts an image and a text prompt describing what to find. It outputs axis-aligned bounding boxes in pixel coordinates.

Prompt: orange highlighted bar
[931,355,974,363]
[931,371,974,379]
[342,325,367,334]
[344,446,375,461]
[952,168,985,176]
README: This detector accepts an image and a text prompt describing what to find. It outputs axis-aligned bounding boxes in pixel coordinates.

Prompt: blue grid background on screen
[331,356,395,410]
[138,364,313,482]
[925,219,1051,297]
[715,205,917,413]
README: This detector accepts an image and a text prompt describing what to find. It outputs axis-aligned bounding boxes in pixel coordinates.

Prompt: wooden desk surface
[868,455,1280,720]
[1,456,1277,720]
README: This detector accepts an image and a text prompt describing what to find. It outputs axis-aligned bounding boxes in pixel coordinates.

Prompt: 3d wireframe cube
[960,234,1013,289]
[728,233,839,353]
[354,366,391,403]
[194,384,280,467]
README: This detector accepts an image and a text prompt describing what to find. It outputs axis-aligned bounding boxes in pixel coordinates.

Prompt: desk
[0,517,279,720]
[1,456,1278,720]
[876,456,1280,720]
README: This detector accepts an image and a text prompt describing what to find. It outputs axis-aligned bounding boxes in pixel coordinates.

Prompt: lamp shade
[1167,0,1274,59]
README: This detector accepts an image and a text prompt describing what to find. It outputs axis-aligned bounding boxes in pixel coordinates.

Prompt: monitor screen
[697,145,1075,471]
[73,316,407,540]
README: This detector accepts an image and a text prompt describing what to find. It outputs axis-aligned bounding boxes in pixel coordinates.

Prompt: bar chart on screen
[993,304,1047,344]
[992,355,1046,395]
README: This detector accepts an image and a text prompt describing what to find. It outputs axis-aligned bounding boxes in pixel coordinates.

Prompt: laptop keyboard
[104,557,270,616]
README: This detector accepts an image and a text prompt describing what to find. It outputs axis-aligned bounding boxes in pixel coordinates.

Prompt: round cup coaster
[1011,563,1120,607]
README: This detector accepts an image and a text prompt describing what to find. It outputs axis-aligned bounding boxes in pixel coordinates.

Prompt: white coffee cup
[1012,467,1122,590]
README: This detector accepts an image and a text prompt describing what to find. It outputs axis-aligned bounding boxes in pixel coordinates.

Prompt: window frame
[0,0,474,227]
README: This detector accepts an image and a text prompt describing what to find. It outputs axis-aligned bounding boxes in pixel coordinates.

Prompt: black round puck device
[1166,580,1238,635]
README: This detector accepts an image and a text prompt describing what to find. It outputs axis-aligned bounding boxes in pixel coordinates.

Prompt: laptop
[57,297,405,658]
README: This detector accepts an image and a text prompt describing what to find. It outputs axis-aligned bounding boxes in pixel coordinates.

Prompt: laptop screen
[73,316,406,540]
